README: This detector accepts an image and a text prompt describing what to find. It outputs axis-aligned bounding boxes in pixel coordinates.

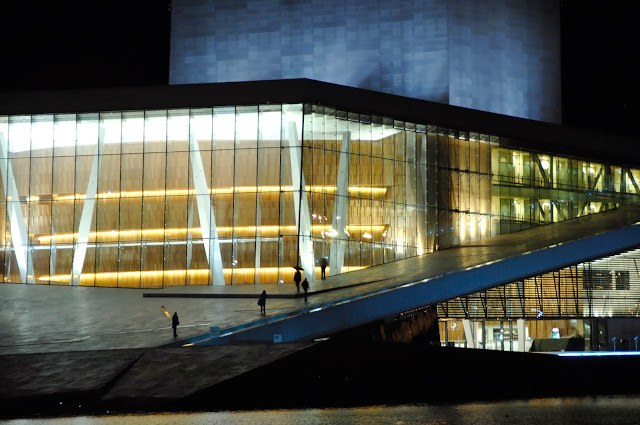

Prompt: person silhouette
[294,269,302,292]
[320,257,328,279]
[172,312,180,338]
[258,290,267,315]
[301,278,309,302]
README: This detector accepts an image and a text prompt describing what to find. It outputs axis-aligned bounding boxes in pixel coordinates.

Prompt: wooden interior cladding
[3,108,483,287]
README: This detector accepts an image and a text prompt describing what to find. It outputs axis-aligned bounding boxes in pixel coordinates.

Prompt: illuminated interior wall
[434,129,493,249]
[490,146,640,235]
[0,105,454,287]
[1,105,639,288]
[438,319,586,351]
[0,106,307,287]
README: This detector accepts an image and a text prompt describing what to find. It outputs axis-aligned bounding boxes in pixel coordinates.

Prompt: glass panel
[76,114,99,156]
[236,106,258,149]
[213,107,235,149]
[8,116,31,159]
[122,111,144,154]
[101,111,122,155]
[191,108,213,151]
[144,110,167,153]
[167,109,189,152]
[31,115,54,157]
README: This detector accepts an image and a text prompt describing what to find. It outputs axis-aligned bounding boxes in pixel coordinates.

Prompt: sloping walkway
[191,203,640,343]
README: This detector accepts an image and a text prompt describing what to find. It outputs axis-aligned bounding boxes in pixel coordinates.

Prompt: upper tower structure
[169,0,561,123]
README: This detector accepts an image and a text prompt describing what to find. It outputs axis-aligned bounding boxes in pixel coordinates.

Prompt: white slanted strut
[329,131,351,276]
[189,128,225,285]
[70,128,105,286]
[462,319,477,349]
[0,133,35,283]
[288,121,314,283]
[517,318,527,352]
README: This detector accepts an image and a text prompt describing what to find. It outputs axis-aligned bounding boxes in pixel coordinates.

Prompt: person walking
[320,257,328,279]
[172,312,180,338]
[294,269,302,292]
[258,290,267,315]
[301,278,309,302]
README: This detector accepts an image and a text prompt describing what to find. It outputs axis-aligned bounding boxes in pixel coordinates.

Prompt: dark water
[4,396,640,424]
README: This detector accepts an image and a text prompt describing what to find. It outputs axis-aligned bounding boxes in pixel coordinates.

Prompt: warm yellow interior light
[37,224,388,244]
[48,185,387,202]
[37,265,367,285]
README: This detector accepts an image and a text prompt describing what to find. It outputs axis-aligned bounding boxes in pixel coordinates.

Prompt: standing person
[294,269,302,292]
[172,312,180,338]
[258,290,267,315]
[320,257,328,279]
[301,278,309,302]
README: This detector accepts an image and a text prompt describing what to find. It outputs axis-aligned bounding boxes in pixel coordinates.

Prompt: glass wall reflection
[1,104,639,287]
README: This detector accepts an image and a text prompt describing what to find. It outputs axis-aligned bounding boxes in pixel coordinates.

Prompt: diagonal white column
[70,128,105,286]
[329,131,351,276]
[288,121,314,284]
[462,319,477,349]
[186,199,194,271]
[189,129,225,285]
[517,318,527,352]
[0,133,35,283]
[415,132,428,254]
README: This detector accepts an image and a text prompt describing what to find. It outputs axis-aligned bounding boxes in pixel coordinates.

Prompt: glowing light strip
[37,265,366,283]
[50,185,387,201]
[37,225,388,244]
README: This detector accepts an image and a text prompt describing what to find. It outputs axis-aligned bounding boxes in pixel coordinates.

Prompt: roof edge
[1,79,638,166]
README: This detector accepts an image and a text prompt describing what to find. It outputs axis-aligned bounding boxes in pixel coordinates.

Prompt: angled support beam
[288,121,314,283]
[70,128,105,286]
[0,133,35,283]
[552,200,566,221]
[186,199,194,271]
[591,166,603,191]
[500,286,507,316]
[329,131,351,276]
[579,201,589,217]
[517,281,526,317]
[620,167,627,194]
[626,168,640,194]
[517,319,527,352]
[460,296,469,319]
[571,266,580,316]
[535,199,547,221]
[189,129,225,285]
[462,319,477,349]
[534,154,551,186]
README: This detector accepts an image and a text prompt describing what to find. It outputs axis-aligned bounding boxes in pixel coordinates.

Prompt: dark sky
[561,0,637,138]
[1,0,637,138]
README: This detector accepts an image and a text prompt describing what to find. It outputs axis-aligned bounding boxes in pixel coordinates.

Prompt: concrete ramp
[201,204,640,344]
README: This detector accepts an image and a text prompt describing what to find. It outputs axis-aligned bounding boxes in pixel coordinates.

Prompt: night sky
[1,0,637,138]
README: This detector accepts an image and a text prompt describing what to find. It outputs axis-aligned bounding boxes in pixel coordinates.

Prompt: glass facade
[1,103,639,287]
[439,247,640,321]
[438,247,640,351]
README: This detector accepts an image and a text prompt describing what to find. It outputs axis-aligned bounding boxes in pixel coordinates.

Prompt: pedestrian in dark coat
[258,290,267,315]
[301,278,309,302]
[172,312,179,338]
[320,257,328,279]
[294,269,302,292]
